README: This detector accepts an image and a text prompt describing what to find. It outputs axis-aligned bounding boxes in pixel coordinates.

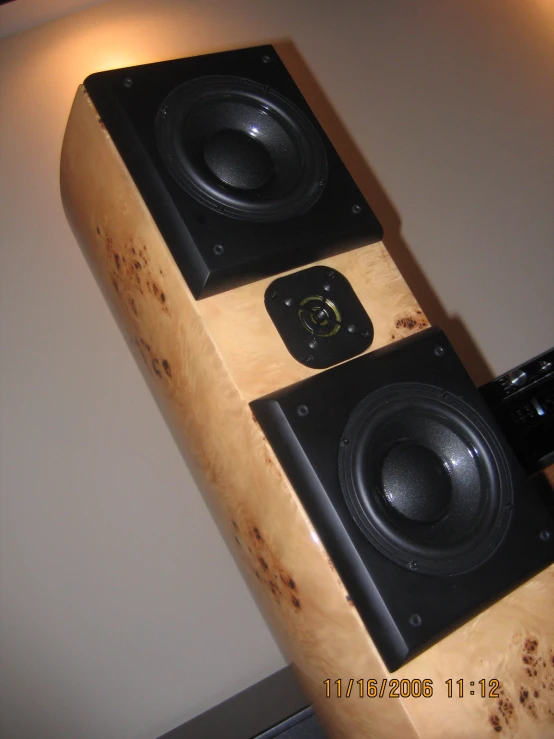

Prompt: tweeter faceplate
[264,266,373,368]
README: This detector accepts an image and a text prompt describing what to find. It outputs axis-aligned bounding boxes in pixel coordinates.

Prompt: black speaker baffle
[83,45,383,298]
[251,327,554,669]
[264,266,373,368]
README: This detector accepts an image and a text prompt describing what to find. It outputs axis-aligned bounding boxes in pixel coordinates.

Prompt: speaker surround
[251,327,554,669]
[156,75,328,222]
[83,45,383,298]
[339,382,513,575]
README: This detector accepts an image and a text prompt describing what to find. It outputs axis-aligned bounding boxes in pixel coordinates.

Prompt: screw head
[539,530,551,542]
[123,77,133,88]
[351,204,362,214]
[261,54,271,63]
[269,289,278,299]
[327,270,336,279]
[340,437,350,446]
[308,339,318,349]
[284,297,293,307]
[409,614,422,627]
[434,345,445,357]
[213,244,224,256]
[361,329,371,339]
[323,283,332,292]
[296,405,309,417]
[305,354,314,364]
[347,324,356,333]
[409,560,419,571]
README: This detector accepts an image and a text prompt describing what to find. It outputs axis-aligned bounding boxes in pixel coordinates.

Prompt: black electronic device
[480,348,554,475]
[157,665,324,739]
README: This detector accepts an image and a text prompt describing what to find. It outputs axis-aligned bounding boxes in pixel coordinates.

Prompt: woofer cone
[338,383,513,575]
[156,75,328,222]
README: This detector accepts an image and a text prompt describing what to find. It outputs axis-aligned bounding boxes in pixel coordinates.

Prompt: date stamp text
[324,678,501,699]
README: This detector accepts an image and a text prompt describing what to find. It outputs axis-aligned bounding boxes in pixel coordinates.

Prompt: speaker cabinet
[84,45,382,299]
[251,327,554,669]
[61,44,554,739]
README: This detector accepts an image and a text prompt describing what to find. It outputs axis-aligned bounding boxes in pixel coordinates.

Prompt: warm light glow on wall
[56,14,172,79]
[531,0,554,33]
[534,0,554,19]
[36,6,208,90]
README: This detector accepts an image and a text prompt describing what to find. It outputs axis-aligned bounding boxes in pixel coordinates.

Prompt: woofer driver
[338,382,514,576]
[156,75,328,222]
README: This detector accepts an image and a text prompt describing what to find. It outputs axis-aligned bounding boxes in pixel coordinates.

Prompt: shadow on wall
[276,40,494,387]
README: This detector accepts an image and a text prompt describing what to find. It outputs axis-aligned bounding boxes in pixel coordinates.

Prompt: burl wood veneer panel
[60,86,554,739]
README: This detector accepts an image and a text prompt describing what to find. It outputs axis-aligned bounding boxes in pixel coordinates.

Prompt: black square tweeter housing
[84,45,383,299]
[265,266,374,368]
[250,327,554,670]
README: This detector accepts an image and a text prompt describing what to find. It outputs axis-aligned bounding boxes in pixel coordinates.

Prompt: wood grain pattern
[60,86,554,739]
[199,243,428,402]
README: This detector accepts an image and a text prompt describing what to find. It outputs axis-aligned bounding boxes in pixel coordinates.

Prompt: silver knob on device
[508,370,527,387]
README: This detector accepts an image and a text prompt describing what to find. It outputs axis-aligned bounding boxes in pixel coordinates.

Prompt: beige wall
[0,1,553,738]
[0,0,110,38]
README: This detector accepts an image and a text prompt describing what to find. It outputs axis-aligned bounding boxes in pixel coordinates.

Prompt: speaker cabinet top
[84,45,383,298]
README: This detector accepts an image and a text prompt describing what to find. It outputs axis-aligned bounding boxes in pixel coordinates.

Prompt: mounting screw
[269,289,279,299]
[351,204,362,215]
[284,297,293,306]
[261,54,272,63]
[409,560,419,571]
[323,283,332,292]
[123,77,133,88]
[347,324,356,333]
[309,339,318,349]
[409,614,422,627]
[340,437,350,446]
[296,405,309,417]
[327,270,336,279]
[361,329,371,339]
[160,105,168,116]
[305,354,314,364]
[539,530,551,542]
[213,244,224,256]
[434,345,445,357]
